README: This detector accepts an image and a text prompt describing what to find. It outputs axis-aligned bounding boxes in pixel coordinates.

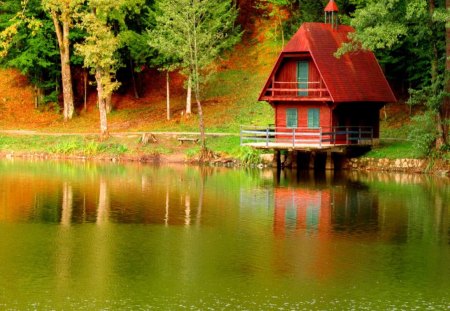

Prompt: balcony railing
[264,81,330,99]
[240,126,374,148]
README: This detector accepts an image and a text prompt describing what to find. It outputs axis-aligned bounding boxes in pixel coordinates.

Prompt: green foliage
[50,139,80,154]
[0,0,60,100]
[336,0,447,89]
[408,112,438,156]
[148,0,242,95]
[75,4,122,97]
[238,146,262,165]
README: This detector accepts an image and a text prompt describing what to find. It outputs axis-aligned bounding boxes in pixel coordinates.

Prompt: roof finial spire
[324,0,339,30]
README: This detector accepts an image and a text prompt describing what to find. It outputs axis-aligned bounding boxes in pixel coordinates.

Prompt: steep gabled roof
[259,23,396,103]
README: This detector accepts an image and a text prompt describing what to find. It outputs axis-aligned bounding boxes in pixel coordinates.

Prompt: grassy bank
[0,133,270,164]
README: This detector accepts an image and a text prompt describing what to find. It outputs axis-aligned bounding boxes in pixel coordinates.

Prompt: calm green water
[0,159,449,310]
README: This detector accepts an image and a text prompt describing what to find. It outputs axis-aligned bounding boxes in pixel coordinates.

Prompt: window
[286,108,298,128]
[297,61,309,96]
[308,108,320,128]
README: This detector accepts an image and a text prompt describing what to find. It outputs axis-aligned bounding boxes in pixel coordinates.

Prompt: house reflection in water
[273,171,379,237]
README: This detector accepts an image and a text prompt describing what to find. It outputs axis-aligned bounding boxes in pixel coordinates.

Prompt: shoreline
[0,132,449,175]
[1,150,449,176]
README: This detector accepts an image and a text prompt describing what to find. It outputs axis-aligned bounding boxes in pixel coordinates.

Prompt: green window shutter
[297,61,309,96]
[286,108,298,128]
[307,108,320,128]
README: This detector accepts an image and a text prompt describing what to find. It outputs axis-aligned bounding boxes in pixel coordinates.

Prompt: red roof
[259,23,396,103]
[324,0,339,12]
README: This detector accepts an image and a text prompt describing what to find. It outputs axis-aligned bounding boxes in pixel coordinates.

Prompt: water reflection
[0,159,449,309]
[0,160,216,227]
[271,169,450,244]
[0,160,448,242]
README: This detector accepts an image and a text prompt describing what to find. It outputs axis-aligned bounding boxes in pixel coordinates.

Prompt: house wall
[274,58,322,97]
[275,102,332,129]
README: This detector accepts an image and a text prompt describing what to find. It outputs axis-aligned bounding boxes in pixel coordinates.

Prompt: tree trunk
[95,69,109,140]
[195,95,206,153]
[51,13,74,121]
[193,75,206,154]
[278,14,284,48]
[83,69,88,112]
[166,71,170,120]
[443,0,450,144]
[105,93,112,114]
[429,0,445,148]
[186,76,192,115]
[62,19,74,120]
[130,59,140,99]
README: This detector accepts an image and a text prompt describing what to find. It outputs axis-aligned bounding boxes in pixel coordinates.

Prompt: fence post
[333,127,336,146]
[346,127,349,145]
[266,128,269,147]
[371,128,374,145]
[292,128,295,147]
[319,127,322,148]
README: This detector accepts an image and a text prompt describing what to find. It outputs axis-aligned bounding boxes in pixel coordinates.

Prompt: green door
[308,108,320,128]
[297,61,309,96]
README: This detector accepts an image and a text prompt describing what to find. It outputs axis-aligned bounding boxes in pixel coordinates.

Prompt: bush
[407,112,437,156]
[238,146,261,165]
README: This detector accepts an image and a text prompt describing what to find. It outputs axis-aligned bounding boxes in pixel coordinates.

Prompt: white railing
[264,81,330,98]
[240,126,374,148]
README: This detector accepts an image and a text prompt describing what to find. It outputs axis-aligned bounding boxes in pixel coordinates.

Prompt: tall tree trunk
[95,68,109,140]
[195,92,206,153]
[443,0,450,144]
[191,0,206,155]
[51,13,74,121]
[429,0,445,148]
[186,76,192,115]
[166,71,170,120]
[83,69,88,112]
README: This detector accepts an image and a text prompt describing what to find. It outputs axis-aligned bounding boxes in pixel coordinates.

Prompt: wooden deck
[240,126,373,151]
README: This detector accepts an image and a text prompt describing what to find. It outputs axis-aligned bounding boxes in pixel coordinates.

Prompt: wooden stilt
[325,152,334,170]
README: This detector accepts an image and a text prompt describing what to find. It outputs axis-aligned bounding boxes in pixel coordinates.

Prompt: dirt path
[0,130,239,137]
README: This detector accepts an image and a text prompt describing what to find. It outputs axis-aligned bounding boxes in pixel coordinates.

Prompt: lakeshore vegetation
[0,0,449,161]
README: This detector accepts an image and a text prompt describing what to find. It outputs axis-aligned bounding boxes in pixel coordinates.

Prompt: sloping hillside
[0,9,278,134]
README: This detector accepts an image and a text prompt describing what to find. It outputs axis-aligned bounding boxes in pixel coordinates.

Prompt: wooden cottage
[242,0,396,151]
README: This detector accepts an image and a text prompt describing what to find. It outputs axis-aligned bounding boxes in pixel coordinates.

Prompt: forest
[0,0,449,158]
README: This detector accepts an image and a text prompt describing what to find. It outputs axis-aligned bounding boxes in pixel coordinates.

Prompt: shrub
[408,112,437,156]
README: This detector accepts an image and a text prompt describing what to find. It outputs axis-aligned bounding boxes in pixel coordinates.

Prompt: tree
[0,0,61,107]
[149,0,241,155]
[42,0,82,121]
[75,2,122,139]
[336,0,449,150]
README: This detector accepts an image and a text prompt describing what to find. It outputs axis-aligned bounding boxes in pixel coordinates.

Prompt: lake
[0,159,449,310]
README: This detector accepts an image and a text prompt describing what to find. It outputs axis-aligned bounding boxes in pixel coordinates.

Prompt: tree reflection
[97,177,110,225]
[61,182,73,226]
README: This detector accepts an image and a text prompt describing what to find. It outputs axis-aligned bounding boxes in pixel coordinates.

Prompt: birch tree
[149,0,241,155]
[75,2,122,139]
[42,0,82,121]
